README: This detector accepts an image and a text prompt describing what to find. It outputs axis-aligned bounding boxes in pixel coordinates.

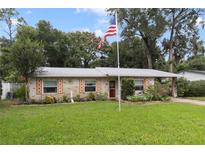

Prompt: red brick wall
[57,79,63,94]
[36,79,42,95]
[144,78,153,90]
[79,80,84,94]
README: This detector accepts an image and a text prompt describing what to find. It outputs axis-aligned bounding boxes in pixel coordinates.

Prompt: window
[85,80,96,92]
[134,79,144,91]
[43,80,57,93]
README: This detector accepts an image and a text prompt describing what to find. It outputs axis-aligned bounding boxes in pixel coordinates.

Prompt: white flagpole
[115,10,121,112]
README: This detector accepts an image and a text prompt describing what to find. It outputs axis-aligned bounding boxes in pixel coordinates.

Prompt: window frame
[43,79,58,94]
[134,79,144,91]
[84,80,96,92]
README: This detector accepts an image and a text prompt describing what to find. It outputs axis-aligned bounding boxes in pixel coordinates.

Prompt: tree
[0,47,19,82]
[66,31,101,68]
[104,38,148,68]
[35,20,74,67]
[14,21,103,68]
[10,38,45,102]
[107,8,167,69]
[162,8,203,72]
[16,25,38,41]
[0,8,26,44]
[187,55,205,70]
[0,80,2,99]
[0,36,19,82]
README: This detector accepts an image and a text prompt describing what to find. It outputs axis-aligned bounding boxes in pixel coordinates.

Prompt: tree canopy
[10,38,45,102]
[0,8,205,85]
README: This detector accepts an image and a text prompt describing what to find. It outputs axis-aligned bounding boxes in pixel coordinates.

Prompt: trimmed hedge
[177,78,205,97]
[188,80,205,97]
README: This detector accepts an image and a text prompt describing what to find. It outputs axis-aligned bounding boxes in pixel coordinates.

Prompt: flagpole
[115,10,121,112]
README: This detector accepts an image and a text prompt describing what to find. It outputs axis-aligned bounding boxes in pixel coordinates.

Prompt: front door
[109,80,116,98]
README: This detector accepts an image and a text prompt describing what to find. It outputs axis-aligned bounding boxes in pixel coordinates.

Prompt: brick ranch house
[28,67,178,102]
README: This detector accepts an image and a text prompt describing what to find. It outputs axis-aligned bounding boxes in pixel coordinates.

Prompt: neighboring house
[28,67,178,102]
[178,70,205,81]
[1,81,22,99]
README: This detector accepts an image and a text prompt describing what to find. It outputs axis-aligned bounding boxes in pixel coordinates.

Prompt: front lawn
[186,97,205,101]
[1,101,205,144]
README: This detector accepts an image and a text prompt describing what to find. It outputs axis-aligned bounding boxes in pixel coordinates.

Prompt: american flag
[98,16,116,49]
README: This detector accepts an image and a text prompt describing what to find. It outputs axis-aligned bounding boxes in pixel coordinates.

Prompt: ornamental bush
[44,96,57,104]
[96,92,107,101]
[126,81,170,102]
[86,92,95,101]
[14,85,26,101]
[121,79,135,100]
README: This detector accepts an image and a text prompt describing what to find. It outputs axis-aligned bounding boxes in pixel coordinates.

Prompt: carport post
[171,77,177,97]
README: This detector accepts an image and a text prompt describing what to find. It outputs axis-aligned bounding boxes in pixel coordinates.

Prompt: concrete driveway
[171,97,205,106]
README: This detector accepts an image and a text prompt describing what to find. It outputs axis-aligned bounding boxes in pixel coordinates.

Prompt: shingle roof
[35,67,105,77]
[96,67,178,77]
[34,67,178,78]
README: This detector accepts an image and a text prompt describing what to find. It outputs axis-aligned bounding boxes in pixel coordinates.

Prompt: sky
[17,8,108,34]
[0,8,116,42]
[1,8,205,44]
[17,8,113,39]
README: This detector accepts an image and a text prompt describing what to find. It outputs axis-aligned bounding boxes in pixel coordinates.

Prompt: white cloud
[95,29,103,37]
[196,17,204,27]
[10,18,19,25]
[72,28,90,32]
[75,8,107,17]
[26,10,32,15]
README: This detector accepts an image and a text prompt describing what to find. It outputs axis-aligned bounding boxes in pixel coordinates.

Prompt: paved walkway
[171,97,205,106]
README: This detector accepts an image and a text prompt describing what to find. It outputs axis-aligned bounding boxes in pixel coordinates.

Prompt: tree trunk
[140,34,153,69]
[169,17,175,73]
[146,50,153,69]
[6,17,13,44]
[25,77,29,103]
[147,52,152,69]
[169,48,173,72]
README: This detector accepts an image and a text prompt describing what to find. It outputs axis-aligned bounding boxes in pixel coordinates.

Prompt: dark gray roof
[34,67,178,78]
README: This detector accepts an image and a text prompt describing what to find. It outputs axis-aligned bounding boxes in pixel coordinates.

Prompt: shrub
[121,79,135,100]
[127,95,149,102]
[14,85,26,101]
[74,94,80,102]
[127,82,170,102]
[187,80,205,97]
[177,78,190,97]
[63,95,67,102]
[44,96,57,104]
[153,81,170,99]
[96,92,107,101]
[86,92,95,101]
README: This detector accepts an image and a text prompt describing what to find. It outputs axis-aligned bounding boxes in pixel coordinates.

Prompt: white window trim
[84,79,96,92]
[42,79,58,94]
[134,79,144,91]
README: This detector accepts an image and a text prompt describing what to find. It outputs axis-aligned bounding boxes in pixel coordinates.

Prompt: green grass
[1,101,205,144]
[186,97,205,101]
